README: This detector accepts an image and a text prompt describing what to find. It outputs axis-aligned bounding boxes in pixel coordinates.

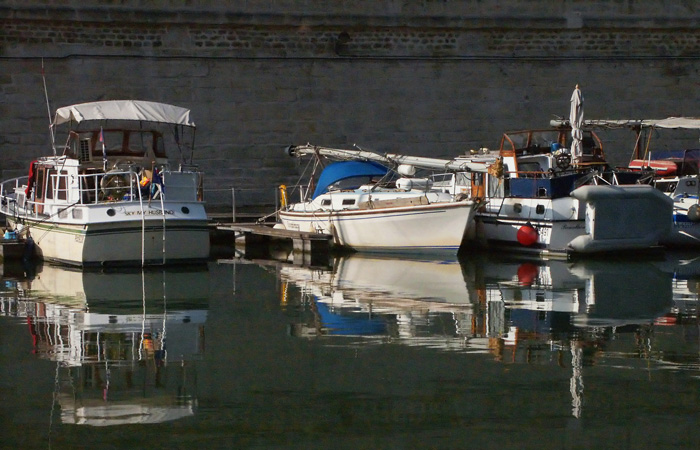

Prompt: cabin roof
[53,100,194,128]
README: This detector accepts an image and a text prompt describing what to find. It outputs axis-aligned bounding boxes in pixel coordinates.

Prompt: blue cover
[315,301,386,335]
[312,160,388,199]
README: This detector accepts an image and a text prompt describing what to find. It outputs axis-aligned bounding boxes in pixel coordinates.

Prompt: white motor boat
[0,100,210,266]
[465,128,673,257]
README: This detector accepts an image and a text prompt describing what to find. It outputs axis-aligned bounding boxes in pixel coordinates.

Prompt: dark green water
[1,252,698,449]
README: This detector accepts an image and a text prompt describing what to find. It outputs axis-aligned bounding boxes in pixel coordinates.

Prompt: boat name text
[124,210,175,216]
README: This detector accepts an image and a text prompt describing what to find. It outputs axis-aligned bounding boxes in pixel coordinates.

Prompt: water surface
[0,252,698,449]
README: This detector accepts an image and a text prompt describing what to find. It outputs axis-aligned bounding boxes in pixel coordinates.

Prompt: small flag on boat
[100,127,107,169]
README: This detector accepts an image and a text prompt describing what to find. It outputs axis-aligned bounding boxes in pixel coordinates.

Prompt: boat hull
[279,200,476,254]
[7,203,210,266]
[661,196,700,246]
[474,184,673,257]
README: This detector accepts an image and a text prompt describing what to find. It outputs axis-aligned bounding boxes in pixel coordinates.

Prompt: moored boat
[467,127,673,256]
[0,100,210,266]
[277,144,495,255]
[558,117,700,247]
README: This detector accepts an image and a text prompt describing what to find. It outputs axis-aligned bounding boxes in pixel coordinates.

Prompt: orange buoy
[517,224,538,246]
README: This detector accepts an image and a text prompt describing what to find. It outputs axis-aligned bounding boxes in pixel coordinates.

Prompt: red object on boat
[517,225,538,246]
[628,159,677,176]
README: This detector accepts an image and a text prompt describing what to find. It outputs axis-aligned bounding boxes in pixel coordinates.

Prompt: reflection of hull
[281,252,674,347]
[31,263,209,305]
[335,254,475,305]
[281,254,482,345]
[486,256,673,328]
[59,391,195,426]
[2,263,209,425]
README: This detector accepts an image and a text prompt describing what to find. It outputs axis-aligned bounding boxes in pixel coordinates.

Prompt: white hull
[662,198,700,246]
[280,200,476,254]
[7,202,209,266]
[474,185,672,257]
[475,214,586,257]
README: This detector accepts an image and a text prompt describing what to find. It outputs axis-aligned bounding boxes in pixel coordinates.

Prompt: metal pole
[275,186,279,222]
[232,187,236,223]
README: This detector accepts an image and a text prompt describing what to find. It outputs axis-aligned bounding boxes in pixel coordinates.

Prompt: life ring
[100,171,131,199]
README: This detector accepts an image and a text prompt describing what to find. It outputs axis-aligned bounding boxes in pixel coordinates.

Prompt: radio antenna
[41,59,56,156]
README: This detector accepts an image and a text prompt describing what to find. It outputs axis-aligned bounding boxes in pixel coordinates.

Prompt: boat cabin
[14,123,201,219]
[498,129,605,178]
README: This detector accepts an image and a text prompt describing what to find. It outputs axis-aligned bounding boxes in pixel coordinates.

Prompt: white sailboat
[277,144,495,254]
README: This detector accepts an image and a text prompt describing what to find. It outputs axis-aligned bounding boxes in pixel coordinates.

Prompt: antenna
[41,59,56,156]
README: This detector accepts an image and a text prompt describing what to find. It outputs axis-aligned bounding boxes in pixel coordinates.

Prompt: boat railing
[0,176,30,217]
[0,169,173,219]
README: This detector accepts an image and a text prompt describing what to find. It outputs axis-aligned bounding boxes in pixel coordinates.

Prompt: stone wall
[1,2,700,209]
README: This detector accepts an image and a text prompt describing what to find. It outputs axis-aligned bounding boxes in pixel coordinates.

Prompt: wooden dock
[215,223,334,266]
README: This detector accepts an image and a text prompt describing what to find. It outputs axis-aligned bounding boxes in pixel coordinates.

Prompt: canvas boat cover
[551,117,700,130]
[313,161,388,199]
[53,100,194,127]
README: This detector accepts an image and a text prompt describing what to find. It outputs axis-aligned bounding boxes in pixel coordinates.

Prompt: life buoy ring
[100,171,130,199]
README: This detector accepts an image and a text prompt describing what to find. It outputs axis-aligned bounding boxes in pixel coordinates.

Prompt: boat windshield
[64,129,167,160]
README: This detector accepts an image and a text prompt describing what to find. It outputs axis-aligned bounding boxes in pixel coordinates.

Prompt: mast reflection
[278,252,689,418]
[0,263,208,426]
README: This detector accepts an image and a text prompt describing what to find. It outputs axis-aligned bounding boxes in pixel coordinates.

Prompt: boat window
[56,171,68,200]
[342,199,355,206]
[45,169,54,200]
[518,162,541,173]
[125,131,165,157]
[321,199,331,206]
[35,168,45,200]
[44,170,68,200]
[95,130,127,155]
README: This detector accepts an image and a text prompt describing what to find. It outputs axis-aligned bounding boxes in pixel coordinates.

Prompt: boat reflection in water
[280,252,684,417]
[0,263,208,426]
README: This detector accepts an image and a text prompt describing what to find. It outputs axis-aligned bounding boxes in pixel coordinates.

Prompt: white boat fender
[688,204,700,222]
[396,177,432,191]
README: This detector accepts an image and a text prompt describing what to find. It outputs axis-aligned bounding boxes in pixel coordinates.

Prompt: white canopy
[53,100,195,127]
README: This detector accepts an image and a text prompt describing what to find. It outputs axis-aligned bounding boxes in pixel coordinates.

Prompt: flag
[100,127,107,169]
[100,127,106,156]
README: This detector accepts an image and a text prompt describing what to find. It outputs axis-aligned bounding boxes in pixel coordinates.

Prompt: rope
[159,185,166,265]
[137,177,146,267]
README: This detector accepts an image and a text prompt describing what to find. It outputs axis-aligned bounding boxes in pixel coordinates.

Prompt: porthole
[107,208,116,217]
[182,206,190,214]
